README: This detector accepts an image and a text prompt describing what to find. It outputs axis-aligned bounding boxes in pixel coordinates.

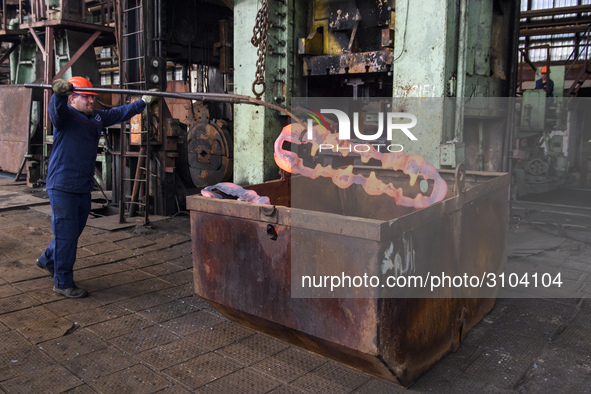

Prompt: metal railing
[565,24,591,97]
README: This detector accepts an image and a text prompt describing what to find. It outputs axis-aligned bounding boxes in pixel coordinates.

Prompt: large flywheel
[187,119,233,187]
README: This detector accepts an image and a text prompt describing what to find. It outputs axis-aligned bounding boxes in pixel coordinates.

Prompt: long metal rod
[118,2,126,225]
[23,83,305,125]
[145,100,150,225]
[455,0,468,144]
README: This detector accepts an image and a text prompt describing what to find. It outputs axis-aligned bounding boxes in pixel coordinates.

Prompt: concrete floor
[1,177,590,393]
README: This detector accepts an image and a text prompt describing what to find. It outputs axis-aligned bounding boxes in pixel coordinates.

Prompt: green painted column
[393,0,513,169]
[233,0,267,185]
[392,0,459,168]
[233,0,305,185]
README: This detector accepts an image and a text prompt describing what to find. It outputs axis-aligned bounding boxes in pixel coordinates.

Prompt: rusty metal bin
[187,169,510,387]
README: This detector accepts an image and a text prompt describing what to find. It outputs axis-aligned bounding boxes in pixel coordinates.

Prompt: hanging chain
[251,0,271,100]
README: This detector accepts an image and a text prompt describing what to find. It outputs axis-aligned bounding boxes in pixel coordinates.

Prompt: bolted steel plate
[187,120,233,188]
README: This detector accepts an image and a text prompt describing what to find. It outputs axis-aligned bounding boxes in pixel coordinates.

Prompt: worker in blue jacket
[535,66,554,97]
[36,76,156,298]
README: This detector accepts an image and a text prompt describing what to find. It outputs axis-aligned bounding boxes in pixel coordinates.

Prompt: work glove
[142,89,159,105]
[52,79,74,96]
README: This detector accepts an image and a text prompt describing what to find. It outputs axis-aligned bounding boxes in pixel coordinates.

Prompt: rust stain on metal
[0,86,33,173]
[188,171,510,387]
[303,50,393,76]
[187,120,233,187]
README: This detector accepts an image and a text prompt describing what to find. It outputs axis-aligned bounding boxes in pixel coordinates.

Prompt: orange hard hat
[68,76,98,95]
[540,66,550,74]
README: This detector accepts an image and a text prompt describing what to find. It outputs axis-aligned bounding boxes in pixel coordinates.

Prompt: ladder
[0,46,11,84]
[567,66,591,97]
[565,24,591,97]
[118,0,150,225]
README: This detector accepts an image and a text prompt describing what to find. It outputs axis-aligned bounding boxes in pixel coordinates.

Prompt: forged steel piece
[274,123,448,208]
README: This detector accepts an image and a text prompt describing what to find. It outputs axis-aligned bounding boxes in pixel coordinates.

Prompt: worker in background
[35,76,156,298]
[535,66,554,97]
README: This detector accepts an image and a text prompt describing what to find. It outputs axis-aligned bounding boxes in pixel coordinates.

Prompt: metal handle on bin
[259,205,278,223]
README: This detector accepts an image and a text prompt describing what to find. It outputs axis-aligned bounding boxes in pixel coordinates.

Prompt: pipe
[157,0,162,57]
[9,18,19,84]
[478,120,484,171]
[153,153,164,215]
[9,44,17,84]
[23,83,305,125]
[144,99,151,225]
[454,0,468,143]
[98,66,120,73]
[503,0,522,173]
[128,146,146,217]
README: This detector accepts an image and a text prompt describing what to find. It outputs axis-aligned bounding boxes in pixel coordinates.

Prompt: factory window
[97,46,119,86]
[173,66,183,81]
[524,0,579,10]
[519,0,591,63]
[100,74,110,86]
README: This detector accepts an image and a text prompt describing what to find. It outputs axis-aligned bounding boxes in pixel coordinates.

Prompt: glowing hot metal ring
[274,123,448,209]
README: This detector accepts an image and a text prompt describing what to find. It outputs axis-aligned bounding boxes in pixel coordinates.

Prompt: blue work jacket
[46,94,146,193]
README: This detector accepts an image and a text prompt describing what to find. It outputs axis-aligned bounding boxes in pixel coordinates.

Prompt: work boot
[53,286,88,299]
[35,259,54,277]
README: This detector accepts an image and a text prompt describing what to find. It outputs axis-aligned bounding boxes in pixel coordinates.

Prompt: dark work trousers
[37,189,91,288]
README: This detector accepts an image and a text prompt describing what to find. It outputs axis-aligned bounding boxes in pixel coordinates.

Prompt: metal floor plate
[1,187,591,392]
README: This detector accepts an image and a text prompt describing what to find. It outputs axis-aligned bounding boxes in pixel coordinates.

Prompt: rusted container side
[188,170,509,387]
[0,86,33,174]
